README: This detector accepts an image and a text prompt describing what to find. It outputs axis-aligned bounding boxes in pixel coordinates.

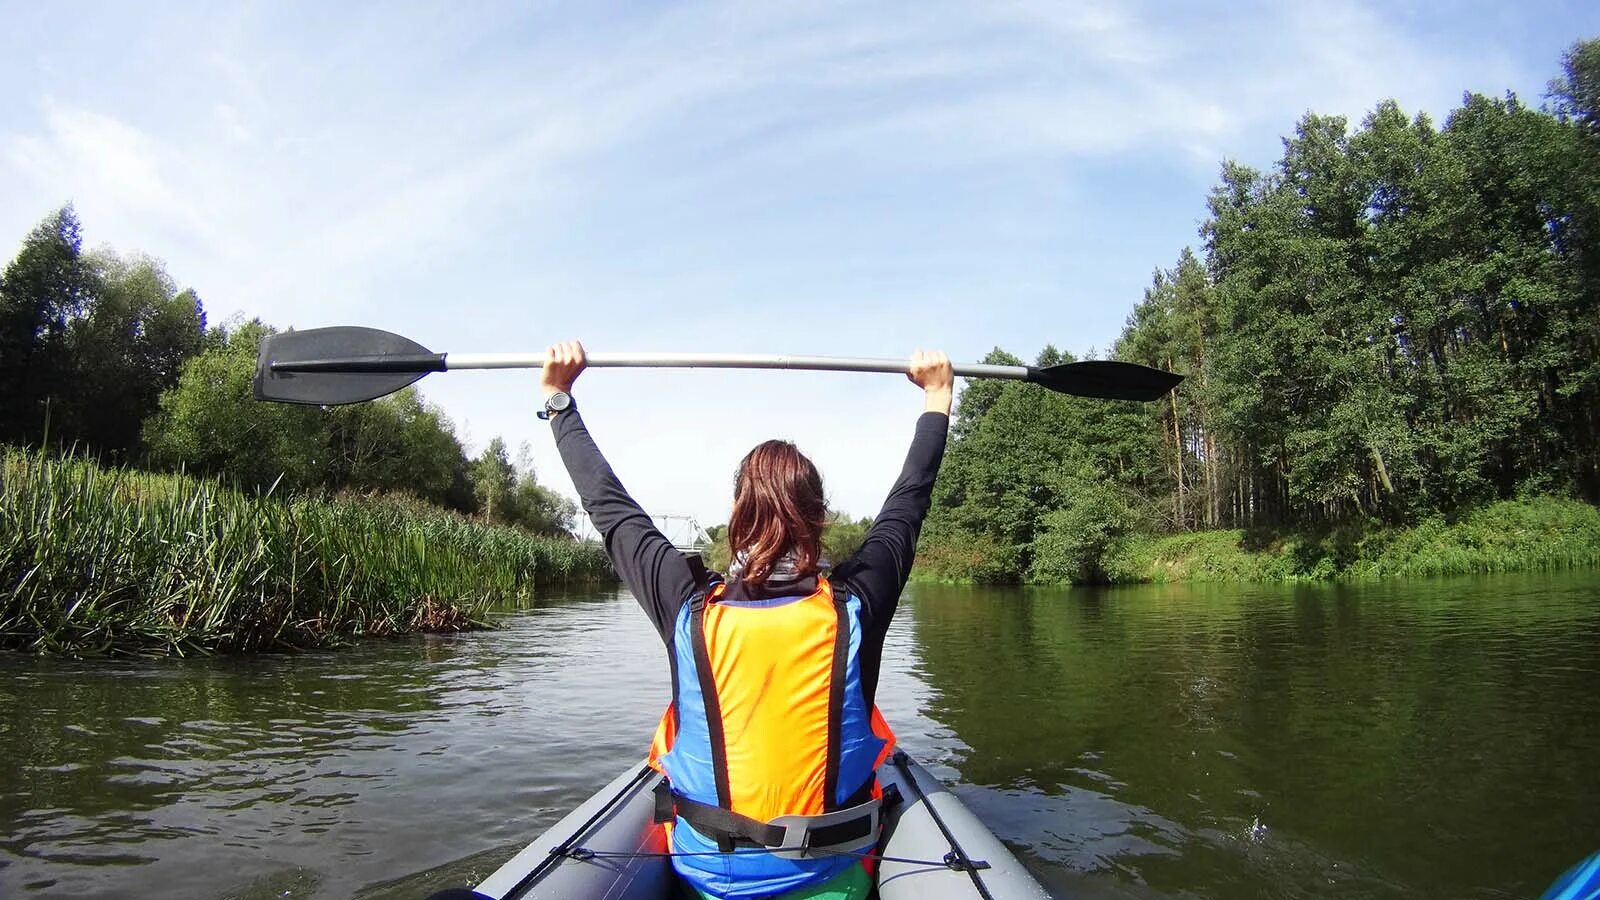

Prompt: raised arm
[832,351,953,624]
[541,342,696,640]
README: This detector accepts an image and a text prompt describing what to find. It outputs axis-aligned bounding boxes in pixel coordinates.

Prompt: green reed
[0,449,613,655]
[1099,497,1600,584]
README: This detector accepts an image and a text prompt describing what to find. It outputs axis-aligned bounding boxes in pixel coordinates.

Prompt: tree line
[921,39,1600,582]
[0,209,574,536]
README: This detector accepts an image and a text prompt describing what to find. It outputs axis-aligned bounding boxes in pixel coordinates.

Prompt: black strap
[801,813,873,848]
[687,594,734,851]
[653,779,675,825]
[659,778,880,853]
[822,597,849,811]
[671,791,787,847]
[686,552,712,596]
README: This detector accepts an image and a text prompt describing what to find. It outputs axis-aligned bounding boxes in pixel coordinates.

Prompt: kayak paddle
[253,326,1183,406]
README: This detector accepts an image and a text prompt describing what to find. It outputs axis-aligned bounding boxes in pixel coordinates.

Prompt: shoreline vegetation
[1,194,613,655]
[0,449,612,655]
[910,496,1600,585]
[909,41,1600,585]
[1110,498,1600,583]
[4,44,1600,654]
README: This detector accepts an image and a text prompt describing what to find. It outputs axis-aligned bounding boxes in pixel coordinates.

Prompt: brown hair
[728,440,827,585]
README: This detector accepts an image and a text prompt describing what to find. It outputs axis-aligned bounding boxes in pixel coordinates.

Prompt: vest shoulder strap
[686,552,712,597]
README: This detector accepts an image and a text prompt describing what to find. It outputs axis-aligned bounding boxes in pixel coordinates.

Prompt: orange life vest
[647,576,896,898]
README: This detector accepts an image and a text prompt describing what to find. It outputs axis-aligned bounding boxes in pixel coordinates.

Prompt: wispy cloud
[5,100,245,261]
[0,0,1580,521]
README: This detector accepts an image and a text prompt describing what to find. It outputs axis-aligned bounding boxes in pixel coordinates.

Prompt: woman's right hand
[540,340,587,398]
[908,349,953,415]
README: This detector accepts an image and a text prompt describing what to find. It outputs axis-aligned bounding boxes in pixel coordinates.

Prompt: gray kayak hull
[475,751,1051,900]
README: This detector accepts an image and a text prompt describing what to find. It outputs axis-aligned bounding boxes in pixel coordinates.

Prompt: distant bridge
[573,512,712,552]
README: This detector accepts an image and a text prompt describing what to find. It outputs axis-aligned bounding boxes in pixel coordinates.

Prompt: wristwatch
[538,391,572,420]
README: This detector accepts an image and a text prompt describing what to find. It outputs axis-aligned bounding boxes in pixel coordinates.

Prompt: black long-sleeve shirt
[551,406,949,706]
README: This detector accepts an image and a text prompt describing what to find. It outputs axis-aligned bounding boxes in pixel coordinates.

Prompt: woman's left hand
[540,340,587,398]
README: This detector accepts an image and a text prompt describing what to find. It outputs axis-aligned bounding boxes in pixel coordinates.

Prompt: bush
[912,532,1023,584]
[1357,498,1600,577]
[1103,530,1295,583]
[1027,476,1147,584]
[1100,498,1600,583]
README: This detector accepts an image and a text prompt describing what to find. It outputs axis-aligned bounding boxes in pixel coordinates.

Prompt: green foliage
[0,209,540,523]
[697,514,875,575]
[511,479,578,536]
[0,210,211,459]
[61,252,208,459]
[912,531,1020,584]
[819,512,871,564]
[469,438,576,535]
[0,207,98,446]
[471,437,517,521]
[939,43,1600,587]
[1102,530,1295,583]
[0,448,612,655]
[920,345,1162,584]
[0,208,604,656]
[1358,498,1600,577]
[1116,249,1212,529]
[324,387,474,507]
[701,523,731,572]
[140,318,533,518]
[1028,471,1152,584]
[1108,40,1600,550]
[1103,498,1600,583]
[1550,37,1600,135]
[143,320,325,491]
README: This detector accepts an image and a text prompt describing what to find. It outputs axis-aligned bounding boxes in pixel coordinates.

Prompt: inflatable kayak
[469,750,1051,899]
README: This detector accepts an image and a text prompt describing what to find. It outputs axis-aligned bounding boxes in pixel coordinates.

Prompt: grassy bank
[1100,498,1600,584]
[1,449,613,655]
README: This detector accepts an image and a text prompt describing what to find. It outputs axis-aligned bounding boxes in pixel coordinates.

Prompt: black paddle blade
[1027,360,1183,401]
[254,326,445,406]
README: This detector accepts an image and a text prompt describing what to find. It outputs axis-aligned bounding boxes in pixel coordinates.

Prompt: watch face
[548,391,572,411]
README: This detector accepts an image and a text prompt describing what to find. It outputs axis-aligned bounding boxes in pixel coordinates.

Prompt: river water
[2,573,1598,899]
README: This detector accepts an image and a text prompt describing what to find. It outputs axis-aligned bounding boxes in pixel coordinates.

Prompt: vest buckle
[765,798,882,859]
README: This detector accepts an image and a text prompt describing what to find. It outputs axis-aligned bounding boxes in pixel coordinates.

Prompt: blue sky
[2,1,1595,527]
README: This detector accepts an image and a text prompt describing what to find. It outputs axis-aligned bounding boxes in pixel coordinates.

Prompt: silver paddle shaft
[445,352,1030,382]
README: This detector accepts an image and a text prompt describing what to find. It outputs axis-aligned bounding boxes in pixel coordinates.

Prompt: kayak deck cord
[888,751,997,900]
[514,756,998,899]
[551,845,992,873]
[507,764,659,899]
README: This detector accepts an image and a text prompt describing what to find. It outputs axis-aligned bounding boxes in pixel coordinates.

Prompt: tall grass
[0,449,613,655]
[1100,529,1296,583]
[1354,499,1600,578]
[1100,497,1600,584]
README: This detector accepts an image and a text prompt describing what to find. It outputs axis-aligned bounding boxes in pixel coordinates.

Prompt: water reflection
[2,574,1598,899]
[0,590,669,899]
[907,574,1600,899]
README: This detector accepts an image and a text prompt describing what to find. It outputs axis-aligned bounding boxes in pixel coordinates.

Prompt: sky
[2,1,1596,530]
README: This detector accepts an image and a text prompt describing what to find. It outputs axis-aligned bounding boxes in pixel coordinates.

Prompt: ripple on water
[3,578,1600,899]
